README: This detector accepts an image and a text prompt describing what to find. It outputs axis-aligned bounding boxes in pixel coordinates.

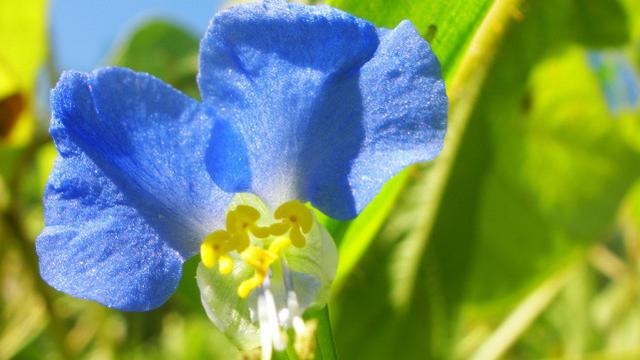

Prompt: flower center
[199,199,313,298]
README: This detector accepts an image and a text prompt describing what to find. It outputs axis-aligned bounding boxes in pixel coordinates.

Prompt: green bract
[196,193,337,350]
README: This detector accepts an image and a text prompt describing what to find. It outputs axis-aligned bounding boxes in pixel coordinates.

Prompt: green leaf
[330,0,638,359]
[327,0,493,78]
[324,0,497,299]
[331,169,410,292]
[572,0,630,47]
[0,244,48,360]
[111,20,200,98]
[306,307,338,360]
[469,47,639,304]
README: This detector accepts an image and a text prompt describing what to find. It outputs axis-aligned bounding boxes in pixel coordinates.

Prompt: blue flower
[36,0,446,352]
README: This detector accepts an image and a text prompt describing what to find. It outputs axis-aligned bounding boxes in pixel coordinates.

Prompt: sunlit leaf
[327,0,493,77]
[0,0,47,144]
[331,0,638,359]
[324,0,496,300]
[468,21,638,310]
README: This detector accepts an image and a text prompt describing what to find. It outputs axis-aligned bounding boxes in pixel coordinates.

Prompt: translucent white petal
[196,193,338,350]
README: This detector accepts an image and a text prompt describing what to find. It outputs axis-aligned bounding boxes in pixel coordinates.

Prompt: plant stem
[314,306,338,360]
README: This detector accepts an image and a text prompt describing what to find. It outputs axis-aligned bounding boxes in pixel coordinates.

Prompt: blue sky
[51,0,222,71]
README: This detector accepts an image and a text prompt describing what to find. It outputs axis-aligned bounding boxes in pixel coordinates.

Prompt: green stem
[285,339,301,360]
[273,348,292,360]
[314,306,338,360]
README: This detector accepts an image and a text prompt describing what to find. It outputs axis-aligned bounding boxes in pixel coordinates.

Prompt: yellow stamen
[230,231,251,253]
[290,226,306,248]
[226,205,271,251]
[241,246,276,274]
[272,200,313,247]
[269,222,290,236]
[200,199,314,298]
[218,254,234,275]
[238,273,266,299]
[236,238,294,298]
[200,230,231,268]
[268,237,292,256]
[237,246,276,298]
[274,200,313,233]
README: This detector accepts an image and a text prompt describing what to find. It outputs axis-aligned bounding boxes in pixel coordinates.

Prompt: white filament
[281,259,306,335]
[257,262,308,359]
[257,288,273,360]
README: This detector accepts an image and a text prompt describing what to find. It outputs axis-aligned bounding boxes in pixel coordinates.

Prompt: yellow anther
[218,254,234,275]
[272,200,313,247]
[269,222,290,236]
[290,226,306,248]
[200,230,232,269]
[229,232,251,253]
[250,225,271,238]
[274,200,313,232]
[226,205,271,252]
[201,198,316,299]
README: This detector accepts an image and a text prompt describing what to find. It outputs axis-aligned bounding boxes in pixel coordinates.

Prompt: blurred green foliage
[0,0,47,144]
[111,20,200,99]
[1,0,640,359]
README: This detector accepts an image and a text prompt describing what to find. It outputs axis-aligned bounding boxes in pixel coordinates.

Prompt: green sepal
[196,193,338,350]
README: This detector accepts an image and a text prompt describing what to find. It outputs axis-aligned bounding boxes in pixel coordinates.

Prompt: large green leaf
[469,47,639,304]
[327,0,493,78]
[331,0,638,359]
[324,0,496,295]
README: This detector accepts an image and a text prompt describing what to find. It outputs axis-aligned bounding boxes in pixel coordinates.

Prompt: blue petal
[332,22,447,217]
[36,69,230,310]
[37,152,184,311]
[198,2,446,219]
